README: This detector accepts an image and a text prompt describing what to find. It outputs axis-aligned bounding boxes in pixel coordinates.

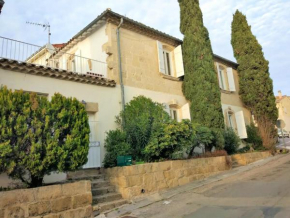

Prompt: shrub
[187,124,214,157]
[210,129,225,151]
[237,144,251,153]
[223,128,241,155]
[117,96,170,160]
[143,120,192,161]
[245,123,263,150]
[103,130,131,168]
[0,87,90,187]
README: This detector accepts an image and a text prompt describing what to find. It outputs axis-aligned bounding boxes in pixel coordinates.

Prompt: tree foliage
[117,96,170,159]
[245,123,263,150]
[231,10,278,148]
[223,128,241,155]
[0,87,90,187]
[178,0,224,129]
[144,119,192,161]
[103,130,131,168]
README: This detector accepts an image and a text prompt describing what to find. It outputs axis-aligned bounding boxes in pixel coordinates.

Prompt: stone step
[92,186,115,196]
[93,199,128,214]
[92,192,122,204]
[91,179,110,188]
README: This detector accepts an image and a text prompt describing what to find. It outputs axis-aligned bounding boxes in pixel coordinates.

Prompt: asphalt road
[277,137,290,149]
[128,154,290,218]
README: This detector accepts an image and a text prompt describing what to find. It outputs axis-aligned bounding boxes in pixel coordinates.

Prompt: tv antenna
[26,21,51,44]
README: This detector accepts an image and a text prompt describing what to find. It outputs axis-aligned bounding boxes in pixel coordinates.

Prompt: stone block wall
[231,151,271,166]
[0,180,93,218]
[105,156,230,199]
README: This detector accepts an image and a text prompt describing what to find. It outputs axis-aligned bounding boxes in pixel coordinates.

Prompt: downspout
[117,18,125,114]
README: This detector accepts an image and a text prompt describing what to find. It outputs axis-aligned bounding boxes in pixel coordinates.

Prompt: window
[157,41,184,77]
[225,108,248,139]
[163,50,172,76]
[216,63,236,92]
[170,108,178,121]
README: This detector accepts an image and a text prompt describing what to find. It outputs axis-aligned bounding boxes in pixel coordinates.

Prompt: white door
[83,113,101,168]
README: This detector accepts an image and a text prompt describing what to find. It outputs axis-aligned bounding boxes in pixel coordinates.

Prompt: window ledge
[160,73,181,81]
[220,89,234,94]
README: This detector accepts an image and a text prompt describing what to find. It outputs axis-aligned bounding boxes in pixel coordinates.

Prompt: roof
[51,9,238,67]
[276,96,289,103]
[0,58,116,87]
[52,43,66,49]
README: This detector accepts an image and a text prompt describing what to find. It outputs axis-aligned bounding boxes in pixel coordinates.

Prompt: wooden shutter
[216,62,223,89]
[163,103,170,115]
[227,67,236,92]
[75,50,82,73]
[157,41,165,74]
[62,56,67,70]
[174,45,185,77]
[181,103,191,120]
[235,111,248,139]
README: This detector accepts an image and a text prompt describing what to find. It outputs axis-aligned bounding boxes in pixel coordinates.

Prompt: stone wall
[0,180,93,218]
[105,156,230,199]
[231,151,271,166]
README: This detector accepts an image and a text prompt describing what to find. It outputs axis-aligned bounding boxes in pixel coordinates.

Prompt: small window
[170,108,178,121]
[163,50,172,76]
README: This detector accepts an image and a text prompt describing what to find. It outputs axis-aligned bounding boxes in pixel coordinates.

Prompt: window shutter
[174,45,185,77]
[75,50,82,73]
[235,111,248,139]
[157,41,165,74]
[62,57,67,70]
[216,62,223,89]
[227,67,236,92]
[181,103,191,120]
[163,103,170,115]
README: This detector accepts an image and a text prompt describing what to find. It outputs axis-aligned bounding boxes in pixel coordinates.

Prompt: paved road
[128,154,290,218]
[277,137,290,149]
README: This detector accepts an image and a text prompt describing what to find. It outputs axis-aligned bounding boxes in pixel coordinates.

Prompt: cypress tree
[231,10,278,148]
[178,0,224,130]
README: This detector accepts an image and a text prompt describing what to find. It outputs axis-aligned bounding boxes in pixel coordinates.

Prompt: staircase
[67,169,128,216]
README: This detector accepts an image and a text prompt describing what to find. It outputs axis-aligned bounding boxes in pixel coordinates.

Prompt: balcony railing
[0,36,107,77]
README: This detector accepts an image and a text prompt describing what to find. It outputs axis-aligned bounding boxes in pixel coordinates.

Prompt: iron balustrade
[0,36,107,77]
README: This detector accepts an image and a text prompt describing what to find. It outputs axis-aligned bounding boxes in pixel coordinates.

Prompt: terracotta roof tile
[0,58,116,88]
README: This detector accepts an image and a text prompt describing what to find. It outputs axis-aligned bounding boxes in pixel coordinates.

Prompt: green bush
[245,123,263,150]
[210,129,225,151]
[103,130,131,168]
[223,128,241,155]
[143,120,191,161]
[0,87,90,187]
[187,124,214,156]
[117,96,170,160]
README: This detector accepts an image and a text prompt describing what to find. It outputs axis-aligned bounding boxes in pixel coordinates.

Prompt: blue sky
[1,0,289,96]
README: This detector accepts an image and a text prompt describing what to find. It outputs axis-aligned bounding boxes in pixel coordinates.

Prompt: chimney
[278,90,282,99]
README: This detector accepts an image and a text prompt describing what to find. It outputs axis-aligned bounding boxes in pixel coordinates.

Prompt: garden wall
[105,156,230,199]
[0,180,93,218]
[231,151,271,166]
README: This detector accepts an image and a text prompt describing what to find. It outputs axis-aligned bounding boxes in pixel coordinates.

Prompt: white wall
[0,68,186,170]
[59,24,108,77]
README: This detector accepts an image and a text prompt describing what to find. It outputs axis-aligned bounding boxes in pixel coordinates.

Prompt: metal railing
[0,36,107,77]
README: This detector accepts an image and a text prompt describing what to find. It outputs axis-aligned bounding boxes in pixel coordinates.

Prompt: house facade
[276,90,290,132]
[0,9,250,177]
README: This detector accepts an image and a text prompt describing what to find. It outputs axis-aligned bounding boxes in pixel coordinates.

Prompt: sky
[0,0,289,96]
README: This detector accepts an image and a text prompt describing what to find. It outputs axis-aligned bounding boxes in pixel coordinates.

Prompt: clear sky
[0,0,289,96]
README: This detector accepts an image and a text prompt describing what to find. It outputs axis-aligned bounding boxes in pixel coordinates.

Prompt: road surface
[128,154,290,218]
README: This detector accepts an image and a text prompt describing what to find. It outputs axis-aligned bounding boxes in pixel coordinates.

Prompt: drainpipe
[117,18,125,115]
